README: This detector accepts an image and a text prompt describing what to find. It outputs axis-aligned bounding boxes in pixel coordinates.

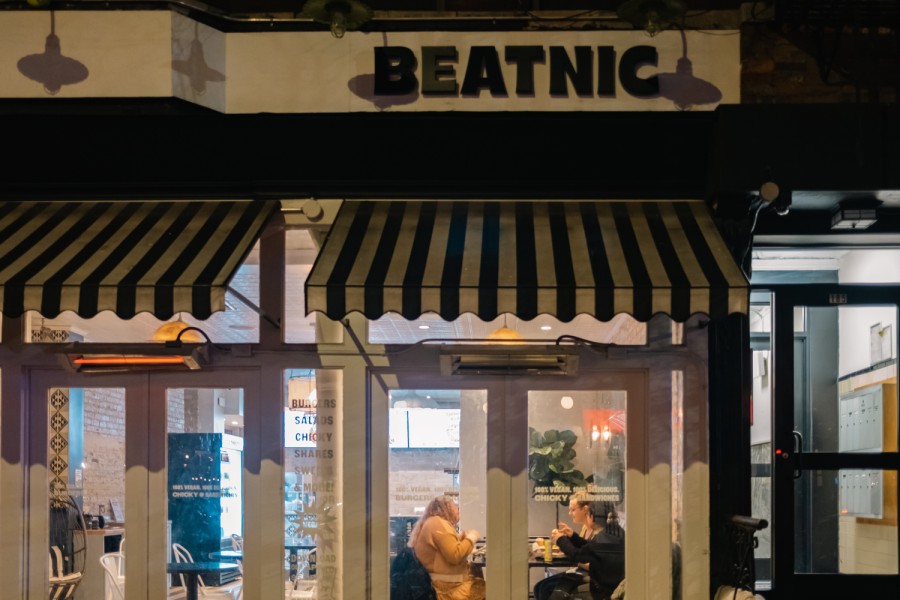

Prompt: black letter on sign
[374,47,418,95]
[505,46,544,96]
[549,47,593,97]
[619,45,659,97]
[422,46,459,95]
[596,46,616,96]
[461,47,507,96]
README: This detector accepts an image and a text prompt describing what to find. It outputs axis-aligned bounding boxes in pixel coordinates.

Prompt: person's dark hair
[592,501,624,537]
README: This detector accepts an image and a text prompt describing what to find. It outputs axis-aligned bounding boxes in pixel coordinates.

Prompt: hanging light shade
[302,0,373,38]
[616,0,686,36]
[151,320,205,343]
[487,326,524,342]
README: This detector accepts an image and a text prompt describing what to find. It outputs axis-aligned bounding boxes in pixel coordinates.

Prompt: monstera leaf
[528,427,590,492]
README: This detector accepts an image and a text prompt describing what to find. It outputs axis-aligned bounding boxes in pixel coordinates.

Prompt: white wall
[838,250,900,376]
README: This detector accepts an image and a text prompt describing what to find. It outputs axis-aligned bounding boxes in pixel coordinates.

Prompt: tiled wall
[73,387,187,514]
[839,517,898,574]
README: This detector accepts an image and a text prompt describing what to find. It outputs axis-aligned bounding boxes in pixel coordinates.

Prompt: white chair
[117,537,126,578]
[99,552,125,600]
[229,535,244,600]
[172,543,242,600]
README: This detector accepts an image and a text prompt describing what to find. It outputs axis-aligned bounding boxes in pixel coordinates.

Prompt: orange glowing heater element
[73,356,187,366]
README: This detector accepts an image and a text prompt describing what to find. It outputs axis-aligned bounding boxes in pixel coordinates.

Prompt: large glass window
[48,387,125,599]
[369,313,647,345]
[527,390,626,596]
[284,230,318,344]
[387,389,487,578]
[166,387,245,595]
[284,369,342,599]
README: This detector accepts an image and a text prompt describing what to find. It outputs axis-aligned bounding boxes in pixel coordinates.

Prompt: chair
[117,537,126,578]
[48,545,82,600]
[99,552,125,600]
[230,534,244,600]
[48,572,82,600]
[172,543,242,600]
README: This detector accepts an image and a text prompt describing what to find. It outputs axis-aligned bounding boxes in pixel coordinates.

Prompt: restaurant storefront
[1,6,899,600]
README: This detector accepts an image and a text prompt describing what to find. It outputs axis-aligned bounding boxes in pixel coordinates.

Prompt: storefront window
[48,387,125,598]
[369,313,647,345]
[166,387,244,596]
[388,389,487,580]
[527,389,626,598]
[284,369,341,599]
[284,230,318,344]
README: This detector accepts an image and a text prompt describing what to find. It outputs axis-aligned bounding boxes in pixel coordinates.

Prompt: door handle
[792,431,803,479]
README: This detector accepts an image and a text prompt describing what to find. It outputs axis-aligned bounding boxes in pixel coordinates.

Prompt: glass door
[380,361,659,600]
[772,285,900,596]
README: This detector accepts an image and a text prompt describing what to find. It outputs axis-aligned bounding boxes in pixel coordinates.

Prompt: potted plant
[528,427,590,497]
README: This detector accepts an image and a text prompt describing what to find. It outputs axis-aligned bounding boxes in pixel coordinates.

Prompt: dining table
[208,549,243,561]
[166,561,240,600]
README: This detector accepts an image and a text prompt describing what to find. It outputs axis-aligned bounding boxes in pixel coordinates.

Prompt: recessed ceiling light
[540,325,552,331]
[418,325,430,330]
[231,420,239,425]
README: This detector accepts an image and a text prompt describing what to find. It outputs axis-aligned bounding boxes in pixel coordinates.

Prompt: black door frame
[770,284,900,597]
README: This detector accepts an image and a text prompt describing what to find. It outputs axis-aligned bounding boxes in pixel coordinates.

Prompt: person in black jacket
[533,499,624,600]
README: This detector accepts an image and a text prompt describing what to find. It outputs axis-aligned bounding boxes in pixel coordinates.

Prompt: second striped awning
[305,200,748,323]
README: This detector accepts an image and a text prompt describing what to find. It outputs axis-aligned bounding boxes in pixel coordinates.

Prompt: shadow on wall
[172,20,226,95]
[17,11,89,96]
[657,29,722,110]
[348,33,421,110]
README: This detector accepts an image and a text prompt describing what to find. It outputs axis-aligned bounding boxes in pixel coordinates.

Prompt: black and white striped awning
[305,200,748,323]
[0,200,275,319]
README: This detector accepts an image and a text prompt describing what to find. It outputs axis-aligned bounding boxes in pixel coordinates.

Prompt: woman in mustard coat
[409,496,486,600]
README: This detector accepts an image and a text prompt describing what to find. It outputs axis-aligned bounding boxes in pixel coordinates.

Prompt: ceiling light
[302,0,373,38]
[152,318,206,343]
[487,327,524,342]
[831,206,877,230]
[231,420,239,425]
[540,325,553,331]
[560,396,574,409]
[418,324,430,330]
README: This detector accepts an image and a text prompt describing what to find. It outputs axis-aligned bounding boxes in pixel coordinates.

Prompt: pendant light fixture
[487,314,524,342]
[302,0,373,38]
[152,314,205,343]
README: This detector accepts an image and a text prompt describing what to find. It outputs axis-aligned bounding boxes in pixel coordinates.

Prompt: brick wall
[80,387,188,514]
[82,389,125,514]
[742,22,898,104]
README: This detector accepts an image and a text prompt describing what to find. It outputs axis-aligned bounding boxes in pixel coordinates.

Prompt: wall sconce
[302,0,373,38]
[617,0,686,36]
[591,424,601,446]
[831,205,878,230]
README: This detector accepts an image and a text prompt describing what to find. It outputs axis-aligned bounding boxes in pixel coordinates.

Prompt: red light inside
[775,448,782,455]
